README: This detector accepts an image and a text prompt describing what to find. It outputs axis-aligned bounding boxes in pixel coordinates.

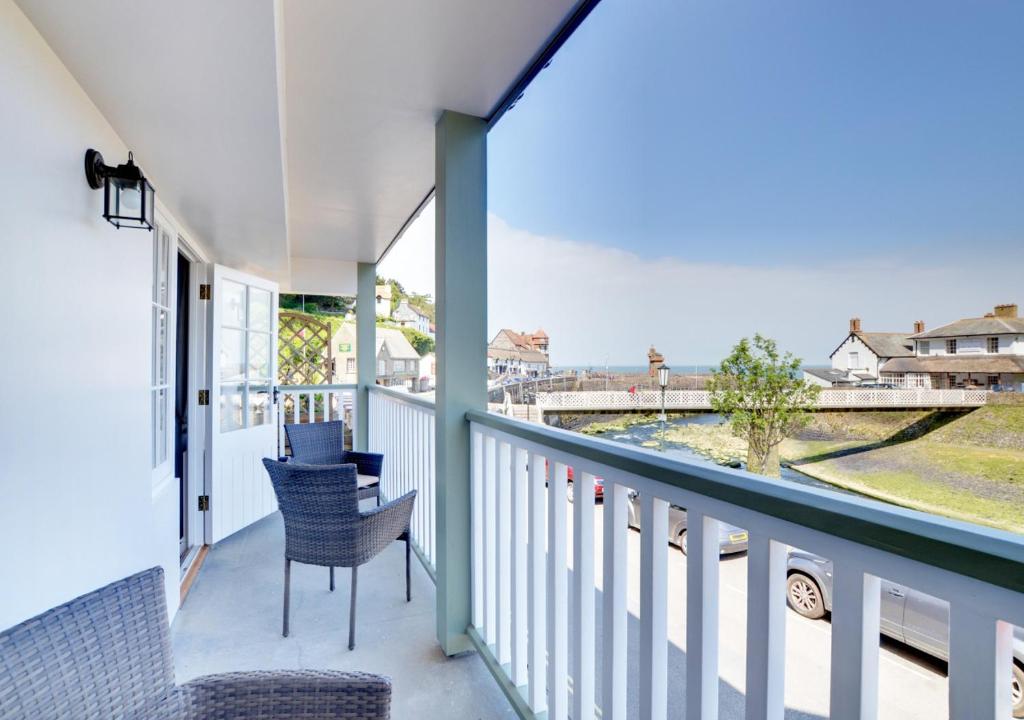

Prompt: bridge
[534,388,988,413]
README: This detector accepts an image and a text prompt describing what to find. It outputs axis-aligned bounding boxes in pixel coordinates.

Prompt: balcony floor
[171,511,514,719]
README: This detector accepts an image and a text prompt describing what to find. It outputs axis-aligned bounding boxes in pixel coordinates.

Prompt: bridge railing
[535,388,988,411]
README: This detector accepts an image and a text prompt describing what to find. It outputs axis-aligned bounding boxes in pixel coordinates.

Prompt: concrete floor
[171,512,515,720]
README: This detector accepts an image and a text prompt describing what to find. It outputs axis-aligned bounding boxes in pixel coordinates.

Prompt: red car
[546,461,603,502]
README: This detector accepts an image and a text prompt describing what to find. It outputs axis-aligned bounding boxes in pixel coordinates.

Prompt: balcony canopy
[16,0,582,292]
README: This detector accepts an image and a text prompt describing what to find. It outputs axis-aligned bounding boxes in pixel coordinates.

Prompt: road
[563,502,950,719]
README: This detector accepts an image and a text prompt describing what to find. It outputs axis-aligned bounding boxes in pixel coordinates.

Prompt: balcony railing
[466,410,1024,720]
[277,383,358,455]
[369,386,437,576]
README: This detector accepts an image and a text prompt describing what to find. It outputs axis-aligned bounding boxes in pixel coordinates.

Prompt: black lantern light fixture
[84,149,155,230]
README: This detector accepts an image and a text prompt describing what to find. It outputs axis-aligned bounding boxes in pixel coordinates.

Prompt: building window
[377,359,386,376]
[151,225,171,468]
[848,351,859,368]
[217,278,273,433]
[918,340,930,355]
[346,358,356,373]
[988,337,999,353]
[946,339,957,354]
[393,359,405,372]
[987,375,999,387]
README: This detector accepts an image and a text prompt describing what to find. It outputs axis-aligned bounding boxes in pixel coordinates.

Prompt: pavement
[580,502,950,719]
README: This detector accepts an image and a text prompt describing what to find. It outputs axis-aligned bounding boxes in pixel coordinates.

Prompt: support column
[434,109,487,655]
[355,261,376,452]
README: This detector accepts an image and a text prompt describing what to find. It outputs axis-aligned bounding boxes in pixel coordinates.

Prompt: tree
[707,334,820,477]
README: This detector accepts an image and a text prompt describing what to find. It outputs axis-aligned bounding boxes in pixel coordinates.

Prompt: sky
[381,0,1024,367]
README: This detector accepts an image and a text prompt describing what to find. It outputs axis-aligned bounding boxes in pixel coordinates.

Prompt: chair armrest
[341,450,384,477]
[180,670,391,719]
[357,490,417,561]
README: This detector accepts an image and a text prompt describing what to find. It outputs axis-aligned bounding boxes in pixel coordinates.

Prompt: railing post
[355,261,376,452]
[434,109,487,656]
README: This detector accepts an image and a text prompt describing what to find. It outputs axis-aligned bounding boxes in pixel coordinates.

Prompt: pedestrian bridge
[534,388,988,413]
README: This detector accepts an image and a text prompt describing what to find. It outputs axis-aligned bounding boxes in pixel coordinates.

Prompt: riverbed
[592,413,854,494]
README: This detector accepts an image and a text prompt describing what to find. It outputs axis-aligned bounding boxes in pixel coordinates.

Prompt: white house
[880,304,1024,390]
[487,328,550,377]
[822,317,915,385]
[393,298,432,336]
[375,284,392,317]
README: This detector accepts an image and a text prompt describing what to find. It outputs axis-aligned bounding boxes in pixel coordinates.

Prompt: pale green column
[434,110,487,655]
[355,261,376,452]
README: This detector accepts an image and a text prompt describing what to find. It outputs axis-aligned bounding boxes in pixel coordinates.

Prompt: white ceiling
[16,0,581,290]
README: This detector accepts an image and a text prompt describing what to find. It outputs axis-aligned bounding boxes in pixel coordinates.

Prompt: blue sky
[385,1,1024,366]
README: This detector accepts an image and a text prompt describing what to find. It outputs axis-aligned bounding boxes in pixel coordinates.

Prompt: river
[594,413,856,495]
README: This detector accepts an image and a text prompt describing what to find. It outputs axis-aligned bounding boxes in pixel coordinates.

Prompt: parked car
[786,549,1024,717]
[542,461,604,502]
[626,491,748,555]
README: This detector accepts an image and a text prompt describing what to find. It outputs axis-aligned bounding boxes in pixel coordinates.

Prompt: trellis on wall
[278,312,334,386]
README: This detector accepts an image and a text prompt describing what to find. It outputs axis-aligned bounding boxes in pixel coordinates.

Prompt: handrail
[466,409,1024,596]
[278,382,357,392]
[368,384,437,412]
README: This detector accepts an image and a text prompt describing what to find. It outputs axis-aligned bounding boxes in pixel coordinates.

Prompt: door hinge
[198,389,210,406]
[198,495,210,512]
[199,284,212,300]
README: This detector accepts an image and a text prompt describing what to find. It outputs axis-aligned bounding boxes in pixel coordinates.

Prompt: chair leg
[329,566,335,592]
[283,558,291,638]
[405,535,411,602]
[348,566,358,651]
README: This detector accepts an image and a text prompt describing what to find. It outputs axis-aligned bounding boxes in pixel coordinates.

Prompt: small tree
[708,334,820,477]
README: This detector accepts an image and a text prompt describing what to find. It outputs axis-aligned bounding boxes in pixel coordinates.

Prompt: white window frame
[346,358,356,374]
[987,337,999,354]
[918,340,930,356]
[848,351,860,369]
[151,221,174,478]
[393,359,405,372]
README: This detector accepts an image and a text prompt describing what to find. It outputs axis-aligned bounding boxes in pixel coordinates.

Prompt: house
[819,317,915,385]
[880,304,1024,390]
[333,323,422,389]
[393,298,432,336]
[375,284,392,317]
[487,328,550,377]
[4,2,1021,717]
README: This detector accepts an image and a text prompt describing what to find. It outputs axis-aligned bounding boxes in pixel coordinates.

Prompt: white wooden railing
[368,386,437,575]
[277,383,357,456]
[467,410,1024,720]
[535,388,988,412]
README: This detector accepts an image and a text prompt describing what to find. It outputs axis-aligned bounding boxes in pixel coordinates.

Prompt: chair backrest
[262,459,362,565]
[284,420,345,465]
[0,567,178,720]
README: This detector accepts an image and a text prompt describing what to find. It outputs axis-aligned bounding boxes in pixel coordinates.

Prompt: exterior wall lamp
[84,149,155,230]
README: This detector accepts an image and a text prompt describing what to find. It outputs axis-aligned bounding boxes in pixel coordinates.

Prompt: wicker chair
[263,459,416,650]
[284,421,383,503]
[0,567,391,720]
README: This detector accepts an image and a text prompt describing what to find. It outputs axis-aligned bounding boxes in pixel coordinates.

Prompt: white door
[206,264,279,543]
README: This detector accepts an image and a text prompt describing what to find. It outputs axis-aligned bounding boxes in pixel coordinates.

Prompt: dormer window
[988,337,999,353]
[946,339,957,354]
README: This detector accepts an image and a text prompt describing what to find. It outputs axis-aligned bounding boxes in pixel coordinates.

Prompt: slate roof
[910,316,1024,339]
[375,327,420,360]
[830,332,913,359]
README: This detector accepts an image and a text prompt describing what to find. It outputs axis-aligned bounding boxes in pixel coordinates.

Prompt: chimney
[994,304,1018,319]
[913,320,925,334]
[850,317,861,333]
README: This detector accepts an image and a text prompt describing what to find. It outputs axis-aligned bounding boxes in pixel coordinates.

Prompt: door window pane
[249,384,271,427]
[220,383,245,432]
[153,307,168,385]
[220,328,246,382]
[248,331,271,379]
[222,280,247,328]
[152,388,167,466]
[249,288,272,332]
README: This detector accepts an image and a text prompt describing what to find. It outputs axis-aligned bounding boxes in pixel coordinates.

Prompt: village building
[883,304,1024,390]
[332,323,422,389]
[647,345,666,376]
[392,298,432,336]
[374,284,392,317]
[808,306,1024,390]
[487,328,550,378]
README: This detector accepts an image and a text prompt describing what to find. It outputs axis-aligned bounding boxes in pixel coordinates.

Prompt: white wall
[830,334,879,376]
[0,0,177,628]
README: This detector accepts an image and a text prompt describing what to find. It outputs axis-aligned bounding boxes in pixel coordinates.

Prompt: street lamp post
[657,363,670,448]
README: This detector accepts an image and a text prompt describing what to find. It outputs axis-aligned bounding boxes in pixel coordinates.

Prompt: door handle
[887,587,905,598]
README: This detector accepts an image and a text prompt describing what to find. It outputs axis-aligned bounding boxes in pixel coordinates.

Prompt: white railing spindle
[528,451,548,713]
[744,534,787,720]
[547,462,569,720]
[601,482,628,720]
[686,511,720,720]
[639,494,668,720]
[572,471,596,720]
[829,565,880,720]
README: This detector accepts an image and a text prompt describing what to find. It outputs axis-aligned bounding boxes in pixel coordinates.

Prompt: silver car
[627,491,748,555]
[787,549,1024,717]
